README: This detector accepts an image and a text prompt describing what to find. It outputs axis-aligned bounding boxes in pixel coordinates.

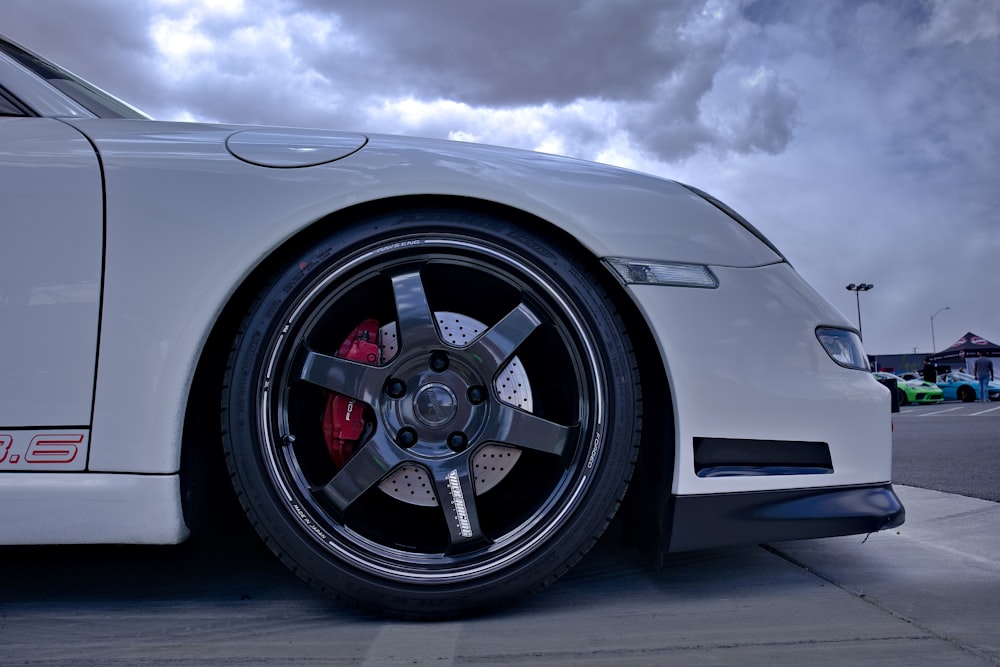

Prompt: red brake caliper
[322,318,380,468]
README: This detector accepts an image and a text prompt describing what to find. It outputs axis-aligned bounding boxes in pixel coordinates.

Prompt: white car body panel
[0,118,102,427]
[0,473,186,544]
[629,264,891,495]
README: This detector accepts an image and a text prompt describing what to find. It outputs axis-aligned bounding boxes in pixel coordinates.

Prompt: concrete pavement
[0,484,997,665]
[767,485,1000,665]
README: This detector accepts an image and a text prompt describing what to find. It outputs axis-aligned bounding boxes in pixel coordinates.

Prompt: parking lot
[1,410,998,666]
[891,401,1000,503]
[896,402,1000,418]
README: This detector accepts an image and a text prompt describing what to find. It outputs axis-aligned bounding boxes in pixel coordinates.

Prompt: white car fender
[72,120,781,474]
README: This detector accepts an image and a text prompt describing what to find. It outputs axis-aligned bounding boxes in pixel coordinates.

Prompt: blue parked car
[936,372,1000,402]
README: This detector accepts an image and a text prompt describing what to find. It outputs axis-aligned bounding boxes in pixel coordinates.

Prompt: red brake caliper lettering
[323,318,380,468]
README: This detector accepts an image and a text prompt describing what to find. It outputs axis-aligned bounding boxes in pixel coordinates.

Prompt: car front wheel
[222,210,642,618]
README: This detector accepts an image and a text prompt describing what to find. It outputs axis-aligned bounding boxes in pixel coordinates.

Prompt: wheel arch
[179,194,676,546]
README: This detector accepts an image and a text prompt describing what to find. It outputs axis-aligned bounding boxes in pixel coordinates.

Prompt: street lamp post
[930,306,950,353]
[845,283,874,340]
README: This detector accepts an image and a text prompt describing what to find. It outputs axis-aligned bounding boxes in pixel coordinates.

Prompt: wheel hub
[413,383,458,427]
[331,312,529,506]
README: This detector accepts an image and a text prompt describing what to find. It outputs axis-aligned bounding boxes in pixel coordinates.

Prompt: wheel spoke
[466,302,541,372]
[318,432,406,513]
[391,270,441,351]
[299,348,389,401]
[487,404,576,456]
[428,459,486,548]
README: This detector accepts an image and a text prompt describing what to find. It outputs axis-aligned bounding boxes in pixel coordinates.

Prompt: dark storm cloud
[298,0,699,106]
[0,0,803,161]
[304,0,801,159]
[1,0,997,353]
[713,2,1000,351]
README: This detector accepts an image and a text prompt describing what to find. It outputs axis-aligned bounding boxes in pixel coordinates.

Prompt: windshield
[0,37,150,119]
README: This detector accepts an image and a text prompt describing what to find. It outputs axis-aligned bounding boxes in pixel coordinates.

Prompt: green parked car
[873,372,944,405]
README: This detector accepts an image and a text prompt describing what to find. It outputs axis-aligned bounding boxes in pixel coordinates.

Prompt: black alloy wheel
[222,210,642,618]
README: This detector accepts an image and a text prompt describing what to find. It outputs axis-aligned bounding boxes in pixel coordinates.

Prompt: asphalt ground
[892,401,1000,502]
[0,405,997,666]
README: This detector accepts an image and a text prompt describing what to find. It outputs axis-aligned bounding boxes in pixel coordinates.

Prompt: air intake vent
[694,438,833,477]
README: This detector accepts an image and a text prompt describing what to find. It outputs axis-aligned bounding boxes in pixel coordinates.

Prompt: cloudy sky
[3,0,998,357]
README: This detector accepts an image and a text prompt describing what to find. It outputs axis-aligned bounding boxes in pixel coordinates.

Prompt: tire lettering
[374,240,423,255]
[586,432,602,469]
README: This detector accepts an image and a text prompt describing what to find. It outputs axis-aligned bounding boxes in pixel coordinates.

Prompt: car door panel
[0,117,102,430]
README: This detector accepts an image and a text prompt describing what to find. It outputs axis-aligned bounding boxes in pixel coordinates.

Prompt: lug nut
[447,432,468,452]
[467,385,488,405]
[397,427,418,449]
[386,378,406,399]
[429,352,449,372]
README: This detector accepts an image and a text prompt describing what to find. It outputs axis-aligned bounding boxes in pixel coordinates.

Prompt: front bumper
[664,483,905,552]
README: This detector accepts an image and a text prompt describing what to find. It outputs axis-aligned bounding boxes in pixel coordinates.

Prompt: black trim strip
[665,483,905,552]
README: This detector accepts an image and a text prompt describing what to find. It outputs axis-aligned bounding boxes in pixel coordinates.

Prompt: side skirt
[0,473,188,545]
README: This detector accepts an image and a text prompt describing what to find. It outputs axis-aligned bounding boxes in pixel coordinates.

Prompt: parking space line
[916,406,966,416]
[971,405,1000,416]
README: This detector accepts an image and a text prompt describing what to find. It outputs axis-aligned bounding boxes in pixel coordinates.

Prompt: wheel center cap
[413,383,458,427]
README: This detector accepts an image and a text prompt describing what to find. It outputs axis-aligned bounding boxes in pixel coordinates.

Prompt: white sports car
[0,36,903,618]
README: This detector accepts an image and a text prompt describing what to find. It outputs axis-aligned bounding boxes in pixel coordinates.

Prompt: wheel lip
[254,233,609,583]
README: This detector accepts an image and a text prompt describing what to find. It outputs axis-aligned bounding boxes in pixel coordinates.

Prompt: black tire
[222,210,641,618]
[957,385,975,402]
[897,389,909,406]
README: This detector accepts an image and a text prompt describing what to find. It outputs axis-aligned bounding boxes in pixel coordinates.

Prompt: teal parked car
[936,372,1000,402]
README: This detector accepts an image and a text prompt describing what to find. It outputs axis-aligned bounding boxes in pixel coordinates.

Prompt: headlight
[604,258,718,288]
[816,327,869,370]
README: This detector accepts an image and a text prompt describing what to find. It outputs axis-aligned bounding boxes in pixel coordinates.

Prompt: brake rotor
[376,312,530,506]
